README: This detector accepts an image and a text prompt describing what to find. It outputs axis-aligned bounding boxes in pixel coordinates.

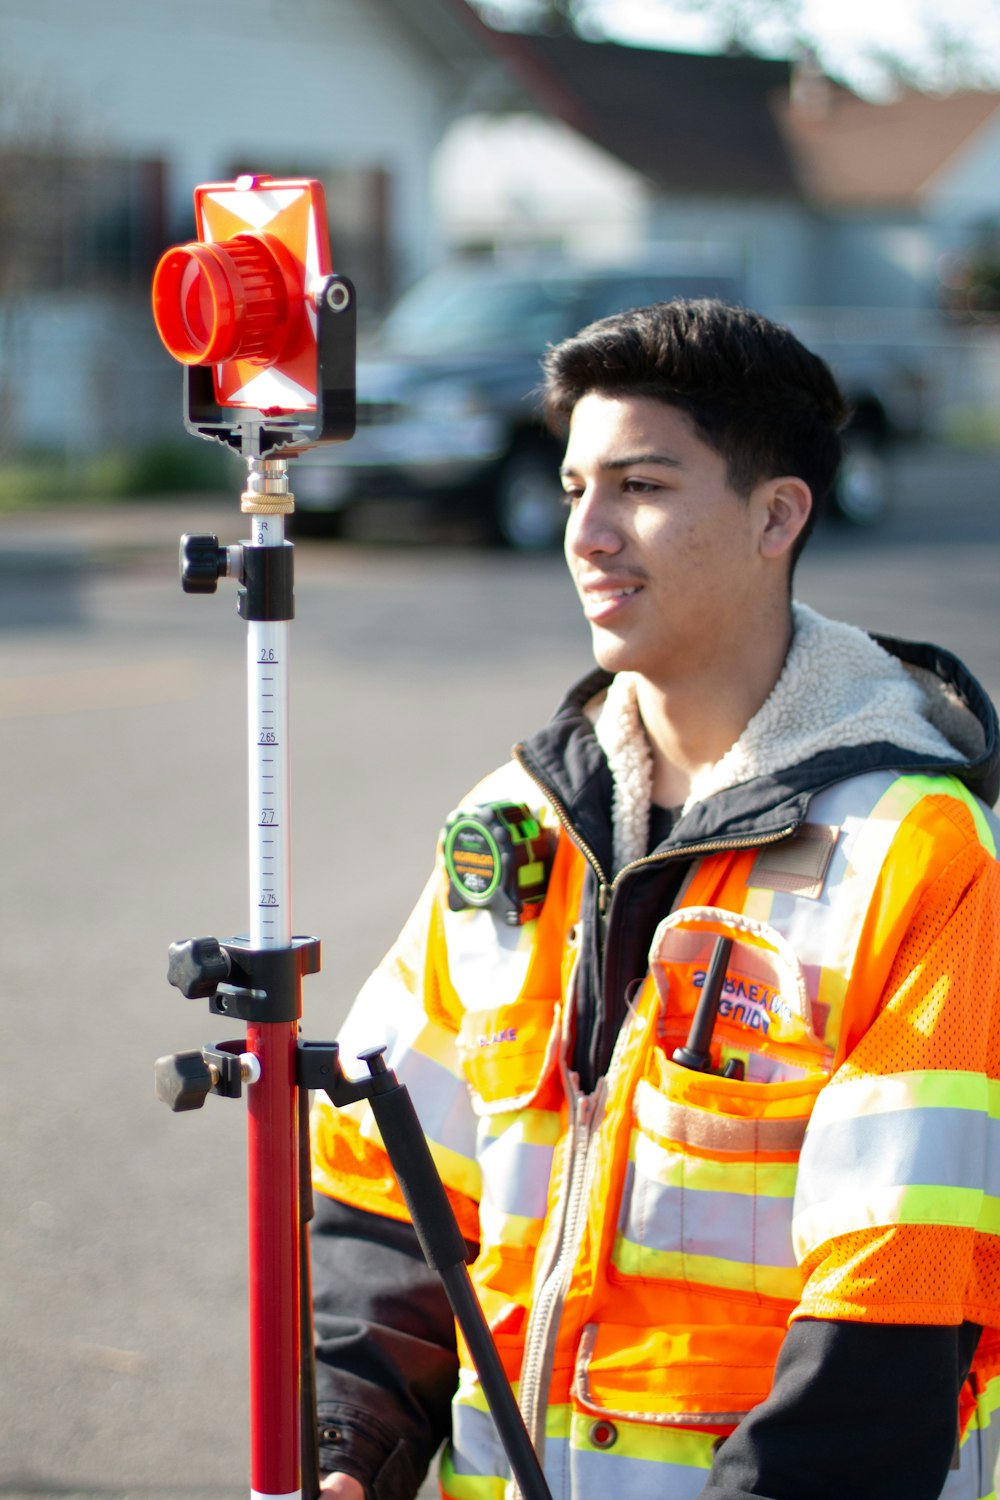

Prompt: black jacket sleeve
[697,1317,982,1500]
[310,1191,476,1499]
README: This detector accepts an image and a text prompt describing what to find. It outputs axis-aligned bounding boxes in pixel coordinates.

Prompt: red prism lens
[152,176,332,415]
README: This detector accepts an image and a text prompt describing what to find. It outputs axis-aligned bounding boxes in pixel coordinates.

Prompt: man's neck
[634,611,794,807]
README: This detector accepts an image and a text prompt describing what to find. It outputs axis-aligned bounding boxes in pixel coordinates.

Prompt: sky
[479,0,1000,96]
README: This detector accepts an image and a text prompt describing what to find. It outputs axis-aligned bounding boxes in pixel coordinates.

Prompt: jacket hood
[517,605,999,878]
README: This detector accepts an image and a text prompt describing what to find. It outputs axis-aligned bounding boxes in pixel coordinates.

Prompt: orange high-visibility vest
[312,762,1000,1500]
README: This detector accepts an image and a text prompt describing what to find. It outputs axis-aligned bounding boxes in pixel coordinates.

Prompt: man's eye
[561,486,583,506]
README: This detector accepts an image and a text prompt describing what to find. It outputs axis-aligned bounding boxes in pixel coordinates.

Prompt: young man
[310,300,1000,1500]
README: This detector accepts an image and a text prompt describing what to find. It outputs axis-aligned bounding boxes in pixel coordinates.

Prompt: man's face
[561,392,773,692]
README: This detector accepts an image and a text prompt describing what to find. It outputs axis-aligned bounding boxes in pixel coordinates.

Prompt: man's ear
[757,477,812,560]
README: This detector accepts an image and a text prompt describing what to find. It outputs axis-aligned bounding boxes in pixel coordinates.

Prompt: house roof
[776,83,1000,207]
[457,17,1000,213]
[478,30,802,197]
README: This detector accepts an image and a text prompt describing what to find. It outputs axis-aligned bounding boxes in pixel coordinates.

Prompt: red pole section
[245,478,299,1499]
[247,1018,301,1498]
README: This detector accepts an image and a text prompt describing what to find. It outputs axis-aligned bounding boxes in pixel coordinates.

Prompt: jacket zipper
[507,743,799,1483]
[512,1080,604,1495]
[509,738,797,1476]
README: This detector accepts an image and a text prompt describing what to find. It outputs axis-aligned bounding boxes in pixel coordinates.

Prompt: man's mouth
[578,580,644,620]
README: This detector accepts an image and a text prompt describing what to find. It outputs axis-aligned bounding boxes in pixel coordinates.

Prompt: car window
[373,267,746,359]
[379,269,587,356]
[579,274,744,324]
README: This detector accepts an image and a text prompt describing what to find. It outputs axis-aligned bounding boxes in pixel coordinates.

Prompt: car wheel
[831,437,892,526]
[492,441,565,552]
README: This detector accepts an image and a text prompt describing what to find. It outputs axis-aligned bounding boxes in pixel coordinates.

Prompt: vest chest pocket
[456,997,562,1115]
[609,907,830,1300]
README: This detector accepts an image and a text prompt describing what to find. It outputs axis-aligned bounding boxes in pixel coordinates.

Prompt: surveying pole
[150,175,553,1500]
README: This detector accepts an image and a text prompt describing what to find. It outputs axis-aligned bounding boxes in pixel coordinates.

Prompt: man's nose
[565,485,622,559]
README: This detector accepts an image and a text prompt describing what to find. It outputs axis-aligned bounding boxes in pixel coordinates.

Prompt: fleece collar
[592,602,971,871]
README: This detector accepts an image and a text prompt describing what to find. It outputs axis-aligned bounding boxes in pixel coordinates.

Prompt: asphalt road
[1,443,997,1500]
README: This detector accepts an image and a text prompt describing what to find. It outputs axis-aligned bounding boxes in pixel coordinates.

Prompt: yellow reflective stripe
[478,1198,543,1248]
[438,1467,504,1500]
[479,1105,564,1148]
[629,1130,798,1197]
[795,1183,1000,1256]
[811,1070,999,1125]
[898,772,997,857]
[612,1235,803,1299]
[428,1136,483,1202]
[569,1410,715,1467]
[969,1368,1000,1432]
[677,1150,799,1200]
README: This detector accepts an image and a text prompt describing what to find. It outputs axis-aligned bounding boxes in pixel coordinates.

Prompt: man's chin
[589,629,638,676]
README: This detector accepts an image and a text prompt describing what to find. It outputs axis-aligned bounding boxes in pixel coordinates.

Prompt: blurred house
[3,4,1000,460]
[434,32,1000,317]
[0,0,523,457]
[431,31,1000,437]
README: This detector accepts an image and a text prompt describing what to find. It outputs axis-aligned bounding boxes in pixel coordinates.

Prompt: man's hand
[319,1473,364,1498]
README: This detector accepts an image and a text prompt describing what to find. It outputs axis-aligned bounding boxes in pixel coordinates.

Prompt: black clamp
[179,534,294,621]
[154,1039,255,1112]
[237,543,294,622]
[167,934,321,1022]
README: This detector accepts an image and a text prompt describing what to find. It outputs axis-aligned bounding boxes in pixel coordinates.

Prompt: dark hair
[542,299,849,564]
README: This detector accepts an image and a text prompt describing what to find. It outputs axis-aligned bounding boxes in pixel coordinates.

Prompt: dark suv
[289,260,743,549]
[290,260,892,548]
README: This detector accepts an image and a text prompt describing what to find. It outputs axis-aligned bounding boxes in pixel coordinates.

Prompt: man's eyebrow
[559,451,683,476]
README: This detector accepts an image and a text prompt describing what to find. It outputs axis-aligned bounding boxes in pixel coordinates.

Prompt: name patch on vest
[748,824,839,900]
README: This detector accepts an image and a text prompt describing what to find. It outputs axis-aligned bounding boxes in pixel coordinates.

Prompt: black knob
[154,1050,213,1111]
[167,937,232,999]
[358,1045,389,1076]
[180,533,228,594]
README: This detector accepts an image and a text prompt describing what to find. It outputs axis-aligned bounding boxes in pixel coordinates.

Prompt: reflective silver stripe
[479,1130,555,1219]
[795,1103,1000,1213]
[635,1078,811,1154]
[618,1160,798,1269]
[449,1398,508,1478]
[392,1046,478,1162]
[939,1394,1000,1500]
[568,1438,711,1500]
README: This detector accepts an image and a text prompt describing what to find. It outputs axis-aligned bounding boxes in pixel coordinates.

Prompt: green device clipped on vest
[444,802,557,926]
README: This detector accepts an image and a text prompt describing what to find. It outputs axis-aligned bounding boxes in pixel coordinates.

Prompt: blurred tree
[469,0,1000,92]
